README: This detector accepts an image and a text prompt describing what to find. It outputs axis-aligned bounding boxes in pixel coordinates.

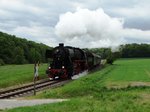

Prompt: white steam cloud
[55,8,150,49]
[55,8,124,48]
[72,70,88,80]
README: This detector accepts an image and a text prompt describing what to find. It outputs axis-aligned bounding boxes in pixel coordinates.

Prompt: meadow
[0,64,48,89]
[2,58,150,112]
[105,58,150,87]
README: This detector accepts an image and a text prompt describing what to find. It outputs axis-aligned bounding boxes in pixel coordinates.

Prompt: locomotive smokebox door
[45,50,53,58]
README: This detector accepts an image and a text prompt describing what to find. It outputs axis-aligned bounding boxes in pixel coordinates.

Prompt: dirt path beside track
[0,99,68,110]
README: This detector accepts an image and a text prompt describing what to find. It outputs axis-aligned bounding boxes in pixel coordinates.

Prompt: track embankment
[0,79,71,99]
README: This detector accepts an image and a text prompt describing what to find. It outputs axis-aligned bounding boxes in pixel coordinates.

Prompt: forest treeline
[1,31,150,65]
[0,31,52,65]
[89,43,150,64]
[120,44,150,58]
[90,43,150,58]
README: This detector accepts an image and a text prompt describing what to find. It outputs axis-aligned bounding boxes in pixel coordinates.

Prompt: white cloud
[0,0,150,48]
[100,0,150,15]
[123,29,150,41]
[111,6,150,19]
[2,25,59,47]
[55,8,150,49]
[55,8,124,48]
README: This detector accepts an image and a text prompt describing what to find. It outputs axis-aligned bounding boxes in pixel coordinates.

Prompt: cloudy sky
[0,0,150,48]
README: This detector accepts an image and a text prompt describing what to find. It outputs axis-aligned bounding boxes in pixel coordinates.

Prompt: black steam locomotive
[46,43,101,79]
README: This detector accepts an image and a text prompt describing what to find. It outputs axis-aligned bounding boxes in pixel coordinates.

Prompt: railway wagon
[46,43,101,79]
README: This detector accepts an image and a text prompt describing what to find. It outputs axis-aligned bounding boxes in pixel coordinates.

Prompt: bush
[0,59,5,66]
[107,56,114,65]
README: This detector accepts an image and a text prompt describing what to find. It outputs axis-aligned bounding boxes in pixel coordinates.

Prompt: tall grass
[0,64,48,89]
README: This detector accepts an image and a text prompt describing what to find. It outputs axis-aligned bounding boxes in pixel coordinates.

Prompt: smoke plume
[55,8,125,49]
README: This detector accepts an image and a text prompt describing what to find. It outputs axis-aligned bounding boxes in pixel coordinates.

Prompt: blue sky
[0,0,150,48]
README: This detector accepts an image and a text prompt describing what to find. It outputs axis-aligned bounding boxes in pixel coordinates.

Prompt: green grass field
[2,58,150,112]
[104,58,150,87]
[0,64,48,89]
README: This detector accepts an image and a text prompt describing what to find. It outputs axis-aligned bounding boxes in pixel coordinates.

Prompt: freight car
[46,43,101,79]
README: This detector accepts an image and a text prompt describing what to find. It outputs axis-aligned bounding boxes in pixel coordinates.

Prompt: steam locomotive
[46,43,101,79]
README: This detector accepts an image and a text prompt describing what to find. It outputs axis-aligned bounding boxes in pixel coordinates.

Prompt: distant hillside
[0,31,52,65]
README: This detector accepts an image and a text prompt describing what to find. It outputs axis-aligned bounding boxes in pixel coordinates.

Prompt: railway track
[0,79,70,99]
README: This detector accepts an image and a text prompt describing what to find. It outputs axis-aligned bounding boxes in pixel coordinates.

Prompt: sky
[0,0,150,48]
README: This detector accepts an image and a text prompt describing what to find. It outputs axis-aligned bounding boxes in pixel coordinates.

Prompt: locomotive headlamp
[62,66,65,69]
[48,67,51,69]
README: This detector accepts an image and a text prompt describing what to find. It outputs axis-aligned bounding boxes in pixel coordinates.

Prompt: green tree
[0,31,51,64]
[14,47,25,64]
[0,58,5,66]
[29,48,41,63]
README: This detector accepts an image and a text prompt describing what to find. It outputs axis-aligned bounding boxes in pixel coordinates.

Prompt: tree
[14,47,25,64]
[0,58,5,66]
[29,48,42,63]
[120,43,150,58]
[0,31,51,64]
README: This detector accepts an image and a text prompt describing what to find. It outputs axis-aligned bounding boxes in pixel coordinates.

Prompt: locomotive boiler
[46,43,101,79]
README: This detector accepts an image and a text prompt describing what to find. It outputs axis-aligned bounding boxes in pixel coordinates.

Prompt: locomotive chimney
[59,43,64,47]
